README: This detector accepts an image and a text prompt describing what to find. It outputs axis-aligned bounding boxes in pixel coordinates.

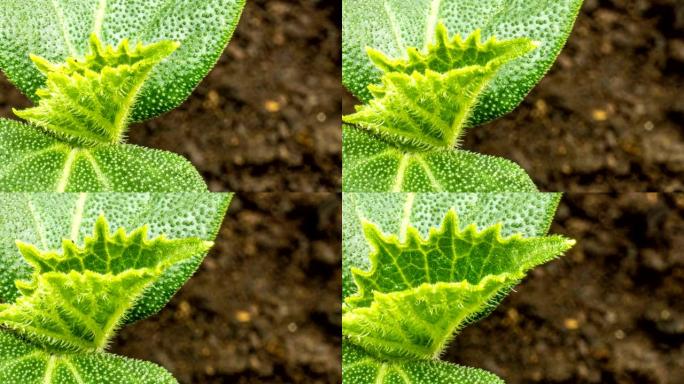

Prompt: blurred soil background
[0,0,342,192]
[112,193,342,383]
[343,0,684,191]
[448,193,684,384]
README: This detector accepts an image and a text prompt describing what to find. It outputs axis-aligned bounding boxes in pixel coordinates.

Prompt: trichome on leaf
[0,215,212,383]
[342,209,574,383]
[0,35,206,192]
[345,24,536,151]
[342,0,584,192]
[15,35,180,147]
[0,0,246,192]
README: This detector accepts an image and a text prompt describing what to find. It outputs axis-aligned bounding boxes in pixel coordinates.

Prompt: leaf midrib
[2,348,88,384]
[92,0,107,38]
[49,0,77,56]
[382,1,406,53]
[424,0,442,48]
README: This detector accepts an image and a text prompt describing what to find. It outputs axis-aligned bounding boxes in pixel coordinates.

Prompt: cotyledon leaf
[0,192,231,324]
[0,329,176,384]
[0,118,207,192]
[343,210,574,359]
[0,0,245,122]
[343,0,583,126]
[0,216,211,352]
[344,25,536,150]
[14,35,180,147]
[342,192,563,298]
[343,341,503,384]
[342,125,537,192]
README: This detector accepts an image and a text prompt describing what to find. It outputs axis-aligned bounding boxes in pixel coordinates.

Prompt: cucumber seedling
[342,193,574,383]
[0,0,245,192]
[342,0,583,192]
[0,193,231,383]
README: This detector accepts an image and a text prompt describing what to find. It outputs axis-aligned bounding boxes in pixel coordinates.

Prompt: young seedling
[342,0,583,192]
[0,0,245,192]
[342,193,574,383]
[0,193,231,383]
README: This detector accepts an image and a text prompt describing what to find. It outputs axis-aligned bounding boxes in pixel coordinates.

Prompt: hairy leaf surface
[342,0,583,125]
[342,125,536,192]
[0,119,206,192]
[1,269,157,352]
[0,0,245,122]
[0,193,231,323]
[0,330,176,383]
[344,25,535,149]
[0,216,210,351]
[343,211,573,359]
[15,36,179,146]
[343,342,503,384]
[342,193,563,298]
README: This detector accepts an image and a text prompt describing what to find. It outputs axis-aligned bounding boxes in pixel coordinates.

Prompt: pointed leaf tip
[1,216,212,352]
[344,209,574,359]
[14,35,179,147]
[345,25,536,150]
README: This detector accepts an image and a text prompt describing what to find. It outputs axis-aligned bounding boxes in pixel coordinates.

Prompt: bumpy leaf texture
[342,25,542,192]
[342,193,563,298]
[0,330,176,384]
[345,24,536,150]
[343,210,573,358]
[14,35,180,146]
[342,125,536,192]
[0,193,231,324]
[343,342,503,384]
[0,34,210,192]
[0,216,211,352]
[0,0,245,122]
[0,119,206,192]
[342,0,583,126]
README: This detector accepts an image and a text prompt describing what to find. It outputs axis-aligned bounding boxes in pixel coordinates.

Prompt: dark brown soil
[0,0,342,193]
[448,193,684,384]
[342,0,684,192]
[111,193,342,383]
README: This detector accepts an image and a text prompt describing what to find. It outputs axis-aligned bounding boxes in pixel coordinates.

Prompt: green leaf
[0,192,231,323]
[14,35,179,146]
[0,216,211,352]
[347,210,571,308]
[343,210,573,359]
[342,125,536,192]
[342,0,583,126]
[345,277,515,360]
[0,269,157,352]
[343,342,503,384]
[0,0,245,122]
[0,330,176,384]
[0,118,207,192]
[342,193,563,298]
[344,25,535,149]
[16,215,212,282]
